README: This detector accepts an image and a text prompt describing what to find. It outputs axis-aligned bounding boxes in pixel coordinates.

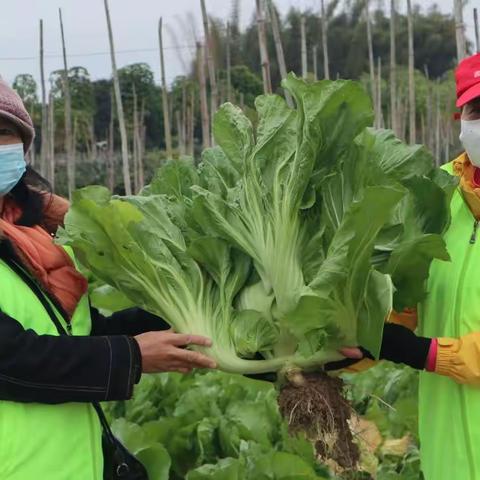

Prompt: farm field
[1,0,476,479]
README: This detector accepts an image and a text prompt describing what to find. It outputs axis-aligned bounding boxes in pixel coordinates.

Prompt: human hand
[324,346,371,371]
[134,330,217,374]
[339,347,364,359]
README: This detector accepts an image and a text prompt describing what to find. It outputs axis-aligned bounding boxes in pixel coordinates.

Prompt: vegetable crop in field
[59,73,456,375]
[104,371,331,479]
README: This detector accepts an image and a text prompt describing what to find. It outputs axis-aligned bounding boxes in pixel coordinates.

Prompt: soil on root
[278,371,359,471]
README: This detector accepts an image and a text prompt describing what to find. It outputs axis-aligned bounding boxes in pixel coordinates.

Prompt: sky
[0,0,473,88]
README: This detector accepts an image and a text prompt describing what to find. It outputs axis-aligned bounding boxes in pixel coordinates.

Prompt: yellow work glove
[435,333,480,386]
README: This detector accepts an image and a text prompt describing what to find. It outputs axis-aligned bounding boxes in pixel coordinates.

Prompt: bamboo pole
[39,19,48,179]
[197,42,211,149]
[48,91,55,190]
[104,0,131,195]
[28,101,36,167]
[301,15,307,78]
[158,17,173,158]
[268,0,293,106]
[365,0,377,126]
[181,81,187,152]
[59,8,75,198]
[389,0,398,135]
[132,85,139,193]
[420,113,425,146]
[107,90,115,192]
[435,84,441,164]
[475,8,480,53]
[444,117,451,164]
[226,22,232,102]
[89,120,97,160]
[72,116,78,167]
[424,65,433,151]
[200,0,219,130]
[454,0,466,62]
[255,0,272,94]
[376,56,384,128]
[407,0,416,144]
[138,99,145,188]
[320,0,330,80]
[187,87,195,156]
[313,45,318,81]
[176,111,185,154]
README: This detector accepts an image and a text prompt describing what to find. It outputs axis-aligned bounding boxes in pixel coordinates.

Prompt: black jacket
[0,240,169,405]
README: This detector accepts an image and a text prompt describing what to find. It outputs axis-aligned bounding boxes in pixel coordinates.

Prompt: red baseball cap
[456,53,480,107]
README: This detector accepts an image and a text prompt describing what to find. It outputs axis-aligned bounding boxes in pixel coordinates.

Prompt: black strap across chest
[0,251,117,446]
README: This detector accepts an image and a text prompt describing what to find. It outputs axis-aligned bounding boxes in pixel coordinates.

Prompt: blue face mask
[0,143,26,196]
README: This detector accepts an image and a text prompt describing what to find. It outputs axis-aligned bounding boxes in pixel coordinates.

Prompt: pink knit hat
[0,78,35,153]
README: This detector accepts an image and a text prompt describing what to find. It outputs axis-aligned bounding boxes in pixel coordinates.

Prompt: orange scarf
[0,197,88,318]
[452,153,480,219]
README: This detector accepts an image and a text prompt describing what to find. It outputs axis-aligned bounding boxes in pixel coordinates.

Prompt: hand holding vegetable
[134,330,217,374]
[338,323,432,370]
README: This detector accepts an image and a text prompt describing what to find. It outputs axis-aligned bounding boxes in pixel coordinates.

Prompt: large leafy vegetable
[59,74,456,373]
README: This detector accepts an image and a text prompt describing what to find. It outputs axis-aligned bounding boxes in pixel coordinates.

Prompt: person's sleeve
[0,311,142,404]
[90,307,170,336]
[434,333,480,385]
[335,308,419,374]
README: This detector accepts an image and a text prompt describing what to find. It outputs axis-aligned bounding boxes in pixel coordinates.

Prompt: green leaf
[186,458,244,480]
[356,128,433,180]
[247,451,322,479]
[111,418,150,454]
[89,283,135,313]
[147,157,199,199]
[213,103,254,171]
[231,310,278,358]
[135,443,171,480]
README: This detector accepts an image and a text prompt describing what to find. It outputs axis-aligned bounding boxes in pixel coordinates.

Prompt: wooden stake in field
[301,15,308,79]
[365,0,377,126]
[268,0,293,106]
[200,0,219,129]
[424,65,433,152]
[389,0,398,135]
[474,8,480,53]
[107,90,115,192]
[320,0,330,80]
[255,0,272,94]
[138,99,145,188]
[226,22,232,102]
[48,91,56,190]
[59,9,75,198]
[454,0,466,62]
[376,56,384,128]
[313,45,318,81]
[158,18,173,159]
[435,83,441,164]
[407,0,416,144]
[104,0,132,195]
[197,42,211,149]
[187,87,195,155]
[181,81,187,152]
[132,85,139,193]
[39,19,48,180]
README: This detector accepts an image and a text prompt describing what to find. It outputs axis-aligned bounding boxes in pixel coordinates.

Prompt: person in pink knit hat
[0,79,216,479]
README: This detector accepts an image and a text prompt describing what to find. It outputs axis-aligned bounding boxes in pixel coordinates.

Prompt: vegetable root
[278,371,359,470]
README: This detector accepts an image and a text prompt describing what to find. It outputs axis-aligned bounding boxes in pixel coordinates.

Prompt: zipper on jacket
[470,220,479,244]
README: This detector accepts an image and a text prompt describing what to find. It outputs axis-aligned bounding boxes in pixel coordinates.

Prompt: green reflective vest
[419,160,480,479]
[0,251,103,480]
